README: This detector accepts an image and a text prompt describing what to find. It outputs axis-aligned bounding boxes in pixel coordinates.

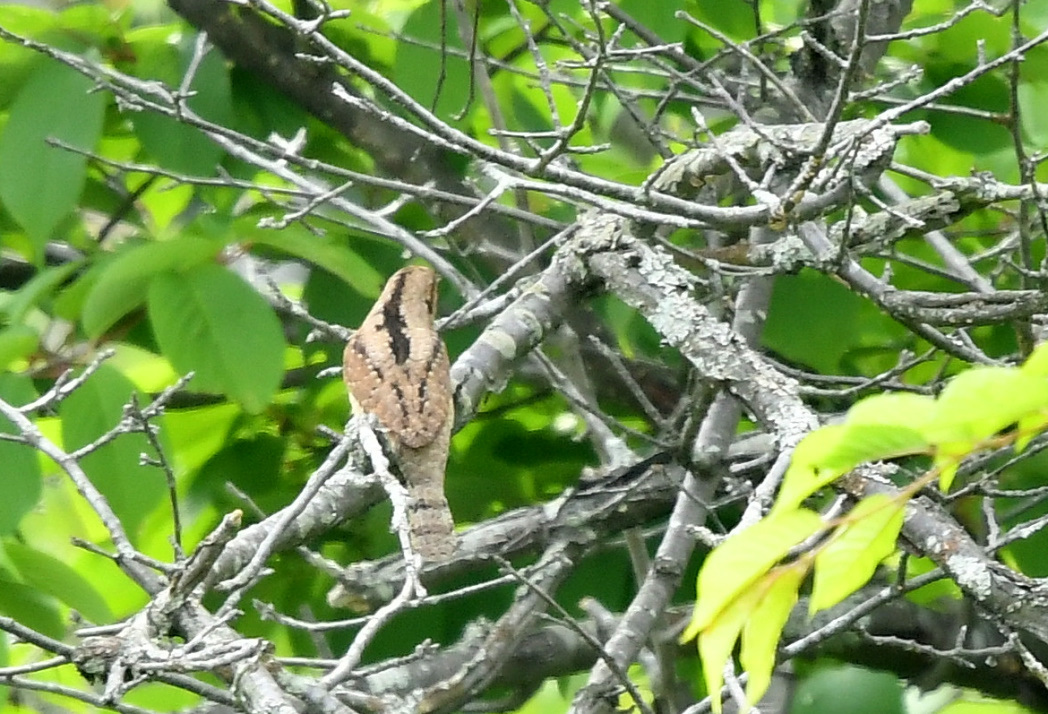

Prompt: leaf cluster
[685,344,1048,712]
[1,1,1048,714]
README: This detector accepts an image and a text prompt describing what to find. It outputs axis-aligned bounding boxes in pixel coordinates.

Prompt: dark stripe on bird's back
[416,341,442,408]
[391,381,409,425]
[381,273,412,364]
[425,283,437,316]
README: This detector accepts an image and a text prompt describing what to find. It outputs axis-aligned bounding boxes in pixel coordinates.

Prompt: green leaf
[838,423,931,462]
[689,0,754,42]
[394,0,471,121]
[740,566,807,709]
[1018,348,1048,451]
[245,224,385,296]
[59,364,165,535]
[0,374,42,534]
[925,367,1048,446]
[162,401,240,475]
[0,57,105,255]
[762,272,903,375]
[0,569,64,639]
[619,0,685,44]
[900,555,962,605]
[147,264,284,413]
[132,34,233,175]
[780,368,1048,503]
[4,541,111,624]
[791,665,905,714]
[81,237,222,337]
[139,180,195,233]
[684,509,823,639]
[0,7,52,109]
[810,495,905,613]
[0,261,82,325]
[692,563,807,713]
[190,434,286,513]
[0,325,39,372]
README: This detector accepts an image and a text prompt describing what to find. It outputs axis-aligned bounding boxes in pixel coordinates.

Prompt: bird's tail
[398,444,456,560]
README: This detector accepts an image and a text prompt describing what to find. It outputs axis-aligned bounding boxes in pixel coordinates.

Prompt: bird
[342,265,456,560]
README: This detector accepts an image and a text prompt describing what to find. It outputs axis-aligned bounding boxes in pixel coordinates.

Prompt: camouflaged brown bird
[342,266,456,560]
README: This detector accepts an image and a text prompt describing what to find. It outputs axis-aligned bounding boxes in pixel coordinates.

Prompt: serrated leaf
[147,264,284,413]
[0,374,41,533]
[810,495,905,613]
[60,364,165,535]
[926,367,1048,446]
[4,541,111,624]
[741,565,807,708]
[0,58,105,256]
[81,237,221,337]
[683,509,823,639]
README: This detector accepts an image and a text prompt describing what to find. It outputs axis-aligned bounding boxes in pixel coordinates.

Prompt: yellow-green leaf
[1017,412,1048,453]
[775,423,927,514]
[926,367,1048,446]
[684,509,823,639]
[845,392,936,429]
[774,427,849,514]
[933,444,967,492]
[741,565,807,708]
[836,424,931,466]
[810,494,905,613]
[697,581,760,714]
[1022,342,1048,379]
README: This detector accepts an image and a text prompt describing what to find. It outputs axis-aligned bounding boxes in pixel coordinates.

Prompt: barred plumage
[343,266,455,560]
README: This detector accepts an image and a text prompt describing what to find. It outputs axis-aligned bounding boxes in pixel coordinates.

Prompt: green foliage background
[1,1,1048,713]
